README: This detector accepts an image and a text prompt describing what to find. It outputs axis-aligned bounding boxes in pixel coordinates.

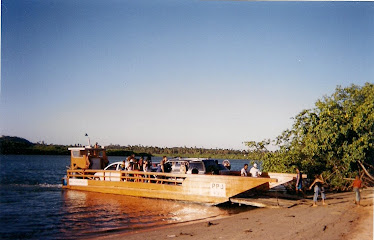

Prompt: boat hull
[63,170,277,205]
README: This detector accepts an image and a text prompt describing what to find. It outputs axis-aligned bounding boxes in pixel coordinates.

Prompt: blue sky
[1,0,373,150]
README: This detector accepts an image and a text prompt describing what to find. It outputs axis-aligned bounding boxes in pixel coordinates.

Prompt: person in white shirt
[250,163,261,177]
[241,164,249,176]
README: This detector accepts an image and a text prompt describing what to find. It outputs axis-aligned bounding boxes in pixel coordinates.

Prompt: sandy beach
[92,188,373,240]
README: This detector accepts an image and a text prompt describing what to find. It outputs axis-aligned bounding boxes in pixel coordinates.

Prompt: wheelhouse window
[72,150,83,158]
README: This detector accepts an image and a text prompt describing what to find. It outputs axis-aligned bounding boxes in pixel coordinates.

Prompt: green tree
[250,83,374,189]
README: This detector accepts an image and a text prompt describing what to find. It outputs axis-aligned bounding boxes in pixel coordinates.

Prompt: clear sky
[1,0,373,150]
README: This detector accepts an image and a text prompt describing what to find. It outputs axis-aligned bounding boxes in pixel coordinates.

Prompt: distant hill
[0,136,33,145]
[0,136,68,155]
[0,136,34,154]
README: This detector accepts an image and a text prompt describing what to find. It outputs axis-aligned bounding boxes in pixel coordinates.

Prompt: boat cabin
[68,146,109,170]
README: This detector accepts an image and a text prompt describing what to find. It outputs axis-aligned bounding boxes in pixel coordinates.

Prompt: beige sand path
[92,188,373,240]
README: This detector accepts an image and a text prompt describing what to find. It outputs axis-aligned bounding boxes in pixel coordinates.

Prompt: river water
[0,155,255,239]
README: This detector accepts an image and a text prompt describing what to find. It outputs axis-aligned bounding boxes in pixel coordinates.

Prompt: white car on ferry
[94,161,123,181]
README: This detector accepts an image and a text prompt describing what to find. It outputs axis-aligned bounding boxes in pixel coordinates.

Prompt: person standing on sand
[295,168,304,196]
[352,175,363,206]
[309,174,326,206]
[241,164,249,176]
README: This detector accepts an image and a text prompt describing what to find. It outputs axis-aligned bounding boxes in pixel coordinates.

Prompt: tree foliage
[250,83,374,189]
[105,144,251,159]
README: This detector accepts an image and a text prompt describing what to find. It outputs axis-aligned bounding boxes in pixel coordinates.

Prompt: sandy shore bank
[93,188,373,240]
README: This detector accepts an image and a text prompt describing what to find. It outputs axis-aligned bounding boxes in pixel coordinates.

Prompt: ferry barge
[63,146,278,205]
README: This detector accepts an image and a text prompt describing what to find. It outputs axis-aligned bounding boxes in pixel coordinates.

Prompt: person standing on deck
[138,157,144,171]
[143,157,152,183]
[223,160,231,170]
[128,158,134,171]
[180,162,187,174]
[250,163,261,177]
[143,159,150,172]
[157,156,167,173]
[145,156,152,169]
[93,142,99,156]
[241,164,249,176]
[156,156,167,183]
[121,160,126,170]
[125,156,131,170]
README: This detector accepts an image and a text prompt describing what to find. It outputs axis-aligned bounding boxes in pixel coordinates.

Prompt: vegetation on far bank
[0,136,257,160]
[105,144,258,160]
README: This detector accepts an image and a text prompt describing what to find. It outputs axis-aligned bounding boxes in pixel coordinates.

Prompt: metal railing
[66,169,187,185]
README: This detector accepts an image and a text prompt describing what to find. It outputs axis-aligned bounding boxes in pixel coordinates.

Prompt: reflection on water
[60,190,252,238]
[0,155,255,239]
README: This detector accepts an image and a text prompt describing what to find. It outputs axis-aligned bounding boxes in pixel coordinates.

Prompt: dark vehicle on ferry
[166,158,230,175]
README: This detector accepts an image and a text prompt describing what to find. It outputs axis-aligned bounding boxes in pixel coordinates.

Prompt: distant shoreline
[0,152,249,160]
[0,136,254,160]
